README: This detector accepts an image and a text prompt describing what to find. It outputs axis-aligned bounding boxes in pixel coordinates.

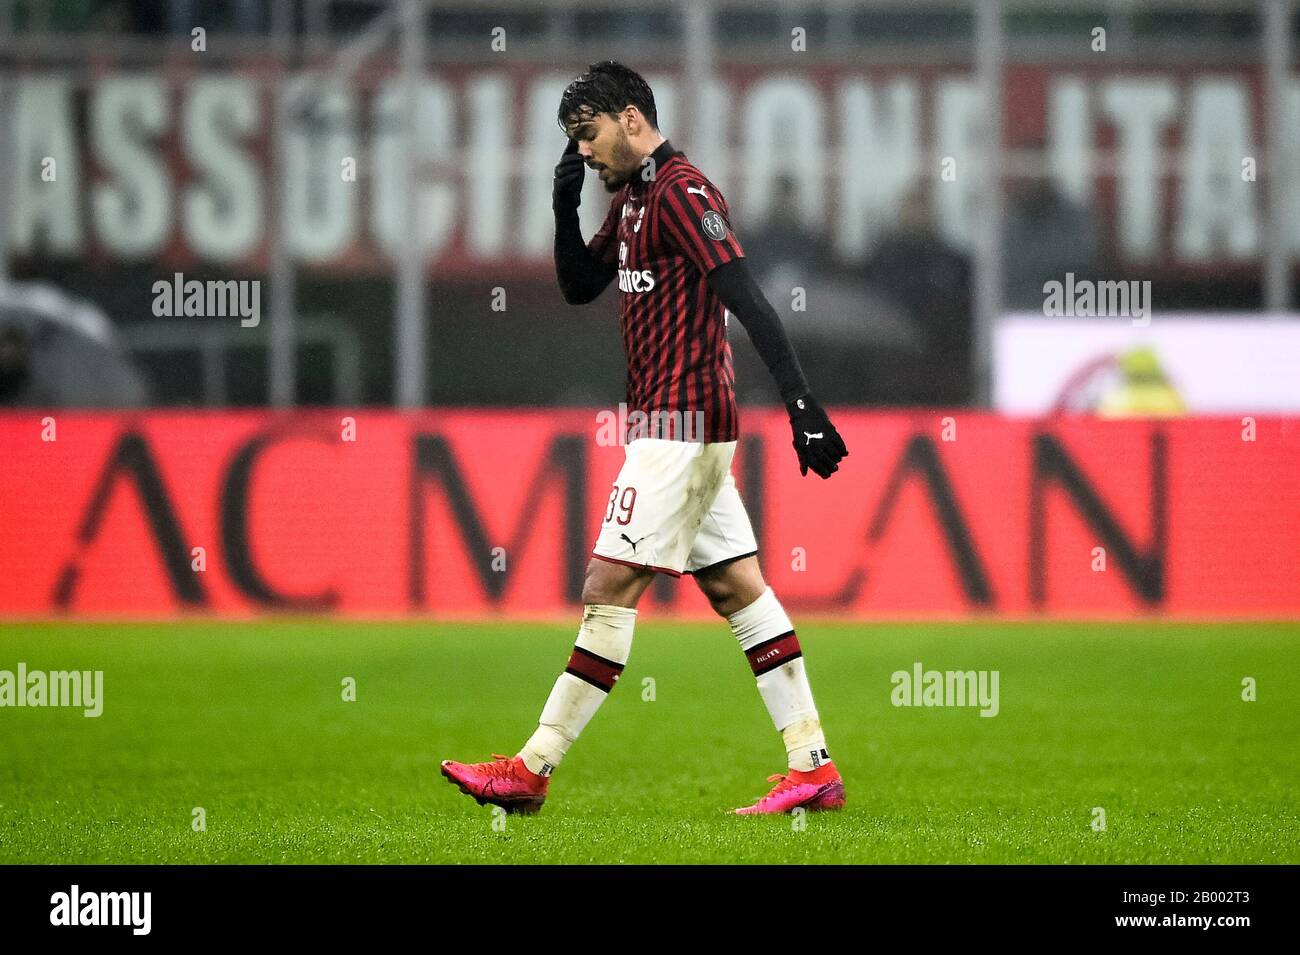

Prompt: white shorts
[592,438,759,577]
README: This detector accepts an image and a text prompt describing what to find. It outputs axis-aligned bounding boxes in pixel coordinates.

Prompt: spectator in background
[742,175,836,291]
[863,183,973,405]
[0,325,34,404]
[732,175,898,406]
[1003,177,1099,311]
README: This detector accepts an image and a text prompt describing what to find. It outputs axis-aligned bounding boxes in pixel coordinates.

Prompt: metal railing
[122,314,362,406]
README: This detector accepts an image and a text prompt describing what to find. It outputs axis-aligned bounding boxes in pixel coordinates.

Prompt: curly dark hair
[556,60,658,132]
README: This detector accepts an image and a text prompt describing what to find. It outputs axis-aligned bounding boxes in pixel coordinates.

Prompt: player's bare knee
[694,573,736,615]
[709,594,738,617]
[580,571,614,606]
[582,558,649,607]
[698,559,767,616]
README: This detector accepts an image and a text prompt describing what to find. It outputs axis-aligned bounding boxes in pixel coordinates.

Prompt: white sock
[728,587,830,772]
[518,604,636,776]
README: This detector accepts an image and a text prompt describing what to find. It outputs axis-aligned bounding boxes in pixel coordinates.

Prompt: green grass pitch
[0,620,1296,864]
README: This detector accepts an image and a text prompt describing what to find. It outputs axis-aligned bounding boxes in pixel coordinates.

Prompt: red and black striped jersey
[587,140,745,443]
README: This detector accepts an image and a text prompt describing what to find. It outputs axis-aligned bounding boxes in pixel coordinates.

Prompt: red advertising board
[0,410,1296,619]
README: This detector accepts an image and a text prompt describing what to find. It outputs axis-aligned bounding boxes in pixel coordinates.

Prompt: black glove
[553,137,586,215]
[786,393,849,478]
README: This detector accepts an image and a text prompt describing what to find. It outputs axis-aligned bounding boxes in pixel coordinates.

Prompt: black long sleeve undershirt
[706,258,810,405]
[554,208,616,305]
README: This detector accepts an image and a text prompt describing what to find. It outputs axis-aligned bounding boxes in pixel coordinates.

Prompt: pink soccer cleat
[733,762,846,815]
[440,753,549,815]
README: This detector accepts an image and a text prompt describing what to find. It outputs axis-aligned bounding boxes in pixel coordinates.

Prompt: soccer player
[441,61,849,816]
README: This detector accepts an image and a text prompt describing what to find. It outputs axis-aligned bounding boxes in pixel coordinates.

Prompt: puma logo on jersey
[620,532,650,553]
[687,185,710,200]
[804,431,824,445]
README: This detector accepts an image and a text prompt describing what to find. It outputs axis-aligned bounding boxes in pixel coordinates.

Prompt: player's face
[566,112,641,193]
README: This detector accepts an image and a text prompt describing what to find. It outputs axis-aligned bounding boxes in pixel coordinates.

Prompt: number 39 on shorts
[604,485,637,525]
